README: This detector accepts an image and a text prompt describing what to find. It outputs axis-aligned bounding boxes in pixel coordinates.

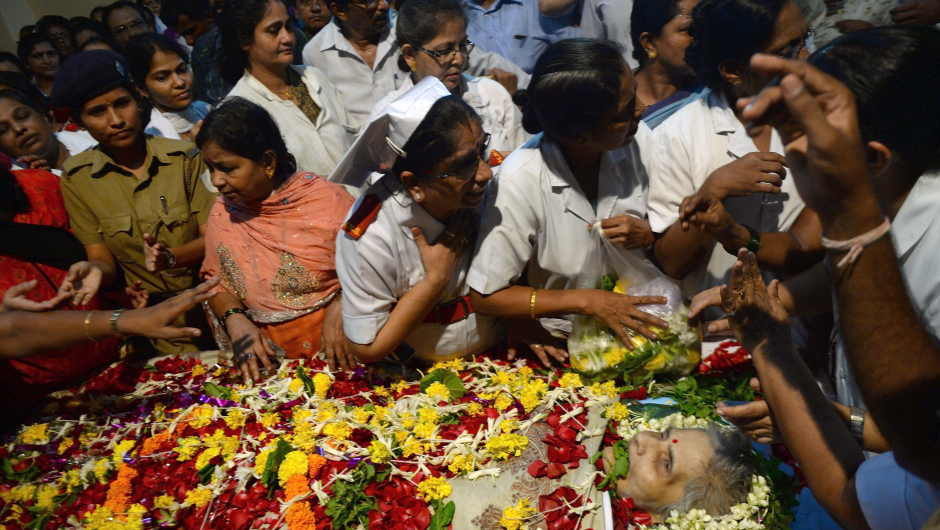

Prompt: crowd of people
[1,0,939,527]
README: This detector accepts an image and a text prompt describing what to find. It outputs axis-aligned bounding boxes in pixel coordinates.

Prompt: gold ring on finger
[532,344,542,349]
[637,296,644,304]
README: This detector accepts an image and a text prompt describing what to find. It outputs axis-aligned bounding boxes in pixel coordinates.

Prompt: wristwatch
[165,249,177,268]
[849,406,865,445]
[724,225,762,256]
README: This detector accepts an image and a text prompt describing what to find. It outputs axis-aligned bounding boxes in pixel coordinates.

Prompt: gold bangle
[83,311,101,342]
[529,289,538,319]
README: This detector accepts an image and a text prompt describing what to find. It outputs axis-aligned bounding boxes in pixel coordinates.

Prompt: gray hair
[657,423,759,518]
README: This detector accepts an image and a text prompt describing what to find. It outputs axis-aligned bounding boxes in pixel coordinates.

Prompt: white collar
[319,19,397,57]
[891,169,940,259]
[707,91,781,158]
[242,66,321,102]
[540,135,629,224]
[383,176,446,243]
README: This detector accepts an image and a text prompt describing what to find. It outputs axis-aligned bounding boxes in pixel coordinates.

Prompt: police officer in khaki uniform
[52,50,217,355]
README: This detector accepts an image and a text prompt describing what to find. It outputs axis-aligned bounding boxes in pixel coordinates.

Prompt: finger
[767,279,781,303]
[623,317,659,341]
[716,400,770,420]
[544,344,568,363]
[892,10,922,22]
[162,326,204,339]
[345,347,358,370]
[411,227,427,248]
[599,216,620,229]
[632,295,667,307]
[7,280,39,298]
[239,362,251,383]
[609,324,635,351]
[719,284,735,313]
[630,308,668,331]
[759,152,789,166]
[143,233,156,247]
[324,347,337,372]
[336,344,350,372]
[507,341,517,361]
[531,344,552,368]
[248,353,261,381]
[889,2,914,13]
[706,318,732,333]
[742,250,764,298]
[258,340,275,372]
[688,286,722,322]
[757,167,785,185]
[750,377,762,392]
[729,260,746,299]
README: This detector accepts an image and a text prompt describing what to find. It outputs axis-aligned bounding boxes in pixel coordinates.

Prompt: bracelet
[724,225,762,256]
[110,309,127,338]
[529,289,538,319]
[83,311,101,342]
[820,216,891,269]
[222,307,247,325]
[165,249,177,268]
[849,406,865,445]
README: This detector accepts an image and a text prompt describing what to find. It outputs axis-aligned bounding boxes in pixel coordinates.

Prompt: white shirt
[833,170,940,407]
[855,452,940,530]
[336,177,500,362]
[647,91,805,298]
[55,130,97,156]
[303,20,532,129]
[468,125,651,298]
[369,74,529,154]
[580,0,638,69]
[225,65,356,177]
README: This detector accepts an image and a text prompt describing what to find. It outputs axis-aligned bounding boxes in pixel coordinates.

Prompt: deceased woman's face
[604,428,713,520]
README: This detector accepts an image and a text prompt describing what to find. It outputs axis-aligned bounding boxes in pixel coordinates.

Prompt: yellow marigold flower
[255,447,274,476]
[424,381,451,402]
[468,402,484,416]
[400,437,429,457]
[188,405,215,429]
[416,476,451,501]
[494,394,513,412]
[224,408,247,430]
[414,421,437,440]
[368,441,393,464]
[373,386,389,397]
[195,446,221,470]
[494,372,513,385]
[58,437,74,455]
[391,380,409,393]
[229,388,241,403]
[292,429,318,454]
[352,408,372,423]
[65,469,82,493]
[79,430,98,446]
[400,412,416,430]
[279,450,309,487]
[313,373,331,399]
[18,423,48,445]
[589,380,620,399]
[557,372,583,389]
[394,430,409,444]
[499,498,536,530]
[174,437,201,461]
[85,506,114,530]
[293,408,313,423]
[322,422,351,441]
[35,484,58,509]
[289,378,304,394]
[604,347,627,366]
[285,501,317,530]
[370,406,389,426]
[154,494,176,509]
[191,364,207,377]
[127,503,147,530]
[605,402,630,422]
[261,412,281,428]
[519,379,548,412]
[93,459,111,482]
[447,453,476,475]
[500,419,519,433]
[112,439,136,466]
[518,366,534,378]
[184,486,214,508]
[485,433,528,460]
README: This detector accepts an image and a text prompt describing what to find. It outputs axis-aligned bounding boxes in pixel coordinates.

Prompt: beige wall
[0,0,104,55]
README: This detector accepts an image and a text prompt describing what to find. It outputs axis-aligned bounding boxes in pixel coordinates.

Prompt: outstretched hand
[719,249,790,352]
[58,261,104,306]
[118,277,220,339]
[143,233,171,273]
[1,280,71,312]
[507,318,568,368]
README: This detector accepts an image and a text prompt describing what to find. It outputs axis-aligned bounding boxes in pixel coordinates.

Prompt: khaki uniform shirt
[61,135,217,354]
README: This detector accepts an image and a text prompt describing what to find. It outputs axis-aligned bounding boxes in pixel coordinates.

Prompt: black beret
[50,50,133,109]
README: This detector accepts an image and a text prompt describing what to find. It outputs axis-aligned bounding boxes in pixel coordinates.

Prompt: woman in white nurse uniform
[331,78,500,367]
[467,39,668,367]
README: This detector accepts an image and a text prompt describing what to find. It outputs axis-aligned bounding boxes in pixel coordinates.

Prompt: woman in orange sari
[199,98,354,381]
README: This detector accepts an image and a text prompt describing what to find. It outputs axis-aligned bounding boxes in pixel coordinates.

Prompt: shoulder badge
[342,194,382,240]
[187,146,201,159]
[489,150,506,167]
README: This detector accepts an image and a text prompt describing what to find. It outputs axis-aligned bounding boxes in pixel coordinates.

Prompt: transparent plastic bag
[567,223,701,378]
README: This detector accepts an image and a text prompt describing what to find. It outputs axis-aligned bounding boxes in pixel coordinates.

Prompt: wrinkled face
[414,120,493,213]
[296,0,332,35]
[651,0,699,80]
[246,0,295,73]
[406,18,470,93]
[26,42,60,81]
[339,0,390,37]
[144,50,194,112]
[79,87,143,150]
[176,13,212,46]
[44,24,76,58]
[203,140,278,203]
[584,69,644,152]
[0,97,54,159]
[613,429,714,515]
[108,6,152,48]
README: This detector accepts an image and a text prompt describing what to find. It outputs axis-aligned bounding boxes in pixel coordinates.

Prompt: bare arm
[144,224,208,272]
[84,243,119,287]
[741,55,940,480]
[652,221,713,280]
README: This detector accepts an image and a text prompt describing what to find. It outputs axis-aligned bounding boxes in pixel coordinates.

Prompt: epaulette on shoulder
[342,194,381,240]
[187,146,200,159]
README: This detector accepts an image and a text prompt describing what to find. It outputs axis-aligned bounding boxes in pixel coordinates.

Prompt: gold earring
[648,50,657,59]
[733,79,743,85]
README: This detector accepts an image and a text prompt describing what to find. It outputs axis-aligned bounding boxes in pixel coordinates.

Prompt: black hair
[71,19,111,46]
[195,97,297,184]
[102,1,151,33]
[630,0,686,65]
[0,166,30,219]
[0,72,51,115]
[161,0,214,28]
[91,5,108,18]
[36,15,72,36]
[17,33,57,64]
[220,0,287,84]
[810,26,940,171]
[124,33,191,90]
[391,95,482,181]
[514,38,626,141]
[70,16,93,26]
[79,36,120,52]
[0,53,28,78]
[0,88,45,116]
[395,0,467,72]
[685,0,788,95]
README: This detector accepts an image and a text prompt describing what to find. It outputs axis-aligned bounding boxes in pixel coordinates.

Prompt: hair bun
[513,89,544,134]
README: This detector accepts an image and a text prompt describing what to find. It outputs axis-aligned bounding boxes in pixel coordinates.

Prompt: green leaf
[419,370,466,398]
[430,500,456,530]
[588,451,603,465]
[2,458,13,480]
[297,366,316,396]
[203,382,231,400]
[197,463,216,484]
[261,438,292,490]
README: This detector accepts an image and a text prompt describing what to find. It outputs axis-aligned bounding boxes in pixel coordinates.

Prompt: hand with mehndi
[719,249,790,352]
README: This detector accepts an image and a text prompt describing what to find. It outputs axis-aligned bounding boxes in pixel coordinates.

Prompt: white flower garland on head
[614,412,772,530]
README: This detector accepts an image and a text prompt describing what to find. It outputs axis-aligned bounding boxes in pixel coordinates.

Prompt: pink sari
[201,172,355,357]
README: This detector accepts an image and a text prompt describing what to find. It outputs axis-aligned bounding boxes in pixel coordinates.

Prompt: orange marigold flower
[285,501,317,530]
[140,431,171,456]
[308,454,327,479]
[284,475,309,500]
[103,465,138,513]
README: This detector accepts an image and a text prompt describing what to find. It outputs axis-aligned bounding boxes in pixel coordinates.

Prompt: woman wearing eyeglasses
[220,0,356,178]
[333,78,500,369]
[368,0,528,157]
[647,0,822,304]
